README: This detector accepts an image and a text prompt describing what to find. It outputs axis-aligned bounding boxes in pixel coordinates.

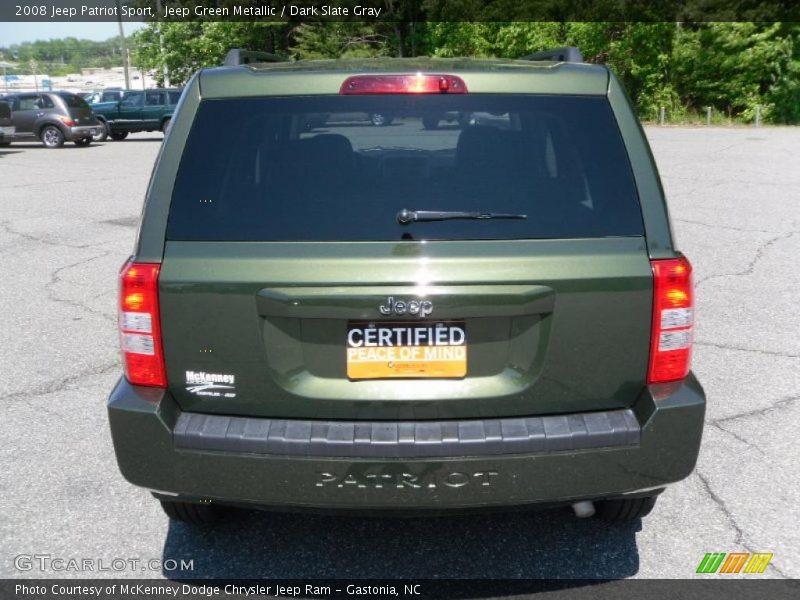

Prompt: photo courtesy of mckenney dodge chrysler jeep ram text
[107,47,705,526]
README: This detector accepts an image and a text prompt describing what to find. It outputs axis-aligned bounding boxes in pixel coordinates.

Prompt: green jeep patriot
[108,48,705,525]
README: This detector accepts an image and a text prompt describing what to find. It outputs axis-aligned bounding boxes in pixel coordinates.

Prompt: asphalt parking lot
[1,127,798,580]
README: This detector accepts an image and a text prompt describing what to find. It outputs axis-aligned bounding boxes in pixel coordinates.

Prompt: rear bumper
[107,374,705,510]
[67,125,99,140]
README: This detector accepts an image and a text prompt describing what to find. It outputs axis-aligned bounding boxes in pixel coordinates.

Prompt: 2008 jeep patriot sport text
[108,47,705,526]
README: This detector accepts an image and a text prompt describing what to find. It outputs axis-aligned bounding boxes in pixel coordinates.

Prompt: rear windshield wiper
[397,209,527,225]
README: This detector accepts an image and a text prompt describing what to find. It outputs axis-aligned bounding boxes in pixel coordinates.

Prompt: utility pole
[116,0,131,89]
[30,59,38,92]
[1,59,10,94]
[155,0,170,86]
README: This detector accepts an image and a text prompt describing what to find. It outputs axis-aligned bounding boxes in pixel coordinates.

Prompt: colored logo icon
[696,552,773,574]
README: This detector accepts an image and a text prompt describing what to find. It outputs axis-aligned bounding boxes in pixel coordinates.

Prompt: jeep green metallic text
[108,48,705,526]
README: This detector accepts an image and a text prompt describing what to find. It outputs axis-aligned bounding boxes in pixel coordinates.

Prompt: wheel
[159,500,220,525]
[110,131,129,141]
[594,495,658,522]
[161,117,171,133]
[93,121,108,142]
[74,137,92,147]
[422,115,439,130]
[370,113,391,127]
[40,125,65,148]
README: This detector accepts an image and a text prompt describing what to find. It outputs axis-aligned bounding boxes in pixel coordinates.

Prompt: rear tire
[595,495,658,522]
[93,121,109,142]
[40,125,65,148]
[110,131,128,141]
[160,500,220,525]
[161,117,171,134]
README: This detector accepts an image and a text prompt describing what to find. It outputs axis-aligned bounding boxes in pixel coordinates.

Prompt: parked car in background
[0,101,14,146]
[90,88,182,140]
[81,88,127,105]
[421,110,471,130]
[1,91,100,148]
[303,110,394,129]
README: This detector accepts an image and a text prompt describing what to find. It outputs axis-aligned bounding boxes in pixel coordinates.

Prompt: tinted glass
[38,95,54,109]
[145,91,164,106]
[121,92,142,107]
[16,95,38,110]
[59,93,89,108]
[168,95,643,242]
[168,91,182,104]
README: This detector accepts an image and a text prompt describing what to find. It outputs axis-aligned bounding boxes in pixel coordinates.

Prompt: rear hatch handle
[256,285,555,319]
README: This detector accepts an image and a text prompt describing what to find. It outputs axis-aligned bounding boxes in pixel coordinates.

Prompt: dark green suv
[90,88,182,140]
[108,48,705,526]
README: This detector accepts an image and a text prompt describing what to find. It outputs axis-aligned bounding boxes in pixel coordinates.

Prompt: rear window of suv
[167,95,643,241]
[59,93,90,108]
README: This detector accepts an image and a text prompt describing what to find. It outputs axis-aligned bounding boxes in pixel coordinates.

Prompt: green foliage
[420,22,496,57]
[291,23,391,59]
[132,22,288,86]
[0,37,123,76]
[672,22,800,123]
[6,19,800,124]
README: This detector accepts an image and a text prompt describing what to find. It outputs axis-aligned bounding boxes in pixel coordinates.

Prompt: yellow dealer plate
[346,321,467,379]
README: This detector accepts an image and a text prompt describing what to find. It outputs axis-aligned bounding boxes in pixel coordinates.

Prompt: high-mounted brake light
[340,74,468,95]
[118,259,166,388]
[648,256,694,384]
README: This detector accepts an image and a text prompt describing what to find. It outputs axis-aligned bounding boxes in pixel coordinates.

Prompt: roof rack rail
[224,49,285,66]
[521,46,583,63]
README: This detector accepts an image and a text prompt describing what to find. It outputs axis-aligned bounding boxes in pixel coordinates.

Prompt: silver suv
[2,91,101,148]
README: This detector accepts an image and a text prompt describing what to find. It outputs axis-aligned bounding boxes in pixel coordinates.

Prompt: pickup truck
[90,88,182,141]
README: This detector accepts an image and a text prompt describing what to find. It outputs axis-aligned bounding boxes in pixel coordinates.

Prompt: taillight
[648,256,694,384]
[119,259,166,388]
[56,115,75,127]
[340,74,468,95]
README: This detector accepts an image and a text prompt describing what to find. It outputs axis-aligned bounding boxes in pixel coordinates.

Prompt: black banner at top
[2,0,800,22]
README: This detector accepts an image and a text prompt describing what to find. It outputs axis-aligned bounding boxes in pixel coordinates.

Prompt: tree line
[3,21,799,123]
[131,21,800,124]
[0,38,126,74]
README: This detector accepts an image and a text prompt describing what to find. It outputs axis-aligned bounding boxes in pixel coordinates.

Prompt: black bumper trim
[173,408,640,458]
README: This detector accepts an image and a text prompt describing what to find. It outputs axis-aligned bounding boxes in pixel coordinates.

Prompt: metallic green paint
[108,374,704,509]
[158,237,652,419]
[607,71,676,258]
[112,56,705,512]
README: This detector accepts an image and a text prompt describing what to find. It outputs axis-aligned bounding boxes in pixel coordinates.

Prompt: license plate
[346,321,467,379]
[89,129,97,135]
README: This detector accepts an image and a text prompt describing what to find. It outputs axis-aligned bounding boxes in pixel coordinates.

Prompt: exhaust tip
[572,501,595,518]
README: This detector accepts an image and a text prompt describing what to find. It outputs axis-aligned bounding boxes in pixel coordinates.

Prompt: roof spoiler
[521,46,583,63]
[224,49,285,66]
